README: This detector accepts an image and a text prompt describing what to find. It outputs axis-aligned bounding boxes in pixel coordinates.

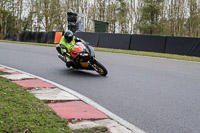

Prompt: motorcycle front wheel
[93,61,108,76]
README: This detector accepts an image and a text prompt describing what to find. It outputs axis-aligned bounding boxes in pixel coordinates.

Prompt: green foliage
[0,71,10,75]
[0,9,10,15]
[0,9,12,32]
[106,2,118,33]
[186,0,199,36]
[2,0,200,37]
[116,0,129,33]
[0,9,17,39]
[7,15,19,33]
[135,0,164,35]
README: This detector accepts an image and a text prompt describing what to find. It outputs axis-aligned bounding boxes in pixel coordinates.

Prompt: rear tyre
[93,61,108,76]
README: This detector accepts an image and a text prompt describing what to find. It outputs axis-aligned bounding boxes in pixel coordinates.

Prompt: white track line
[0,64,146,133]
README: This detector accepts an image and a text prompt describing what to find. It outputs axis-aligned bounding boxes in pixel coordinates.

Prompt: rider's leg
[57,44,67,62]
[66,56,73,68]
[56,44,62,55]
[56,44,73,67]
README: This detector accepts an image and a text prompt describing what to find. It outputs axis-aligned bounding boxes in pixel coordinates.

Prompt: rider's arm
[59,36,71,56]
[75,37,86,44]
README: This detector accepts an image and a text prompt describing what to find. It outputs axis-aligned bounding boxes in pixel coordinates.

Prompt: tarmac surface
[1,42,200,133]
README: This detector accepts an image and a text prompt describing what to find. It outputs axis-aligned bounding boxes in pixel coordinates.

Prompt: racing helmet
[64,30,74,43]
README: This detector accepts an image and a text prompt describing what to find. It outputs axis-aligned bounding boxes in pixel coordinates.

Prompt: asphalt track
[1,42,200,133]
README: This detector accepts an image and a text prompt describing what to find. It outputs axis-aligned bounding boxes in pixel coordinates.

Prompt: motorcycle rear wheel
[93,61,108,76]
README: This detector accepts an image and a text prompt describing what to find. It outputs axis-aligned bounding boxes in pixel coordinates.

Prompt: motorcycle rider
[56,30,86,67]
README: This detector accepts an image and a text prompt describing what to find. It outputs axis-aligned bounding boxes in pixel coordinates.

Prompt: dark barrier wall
[24,32,33,42]
[19,32,26,42]
[35,32,42,43]
[3,34,8,40]
[13,34,19,41]
[41,32,48,43]
[46,32,56,44]
[165,37,200,57]
[74,32,99,47]
[3,33,19,41]
[31,32,37,42]
[3,34,11,40]
[130,34,166,53]
[98,33,131,50]
[4,31,200,57]
[18,32,54,43]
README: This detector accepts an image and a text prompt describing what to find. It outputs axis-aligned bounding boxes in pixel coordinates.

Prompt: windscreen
[75,42,89,53]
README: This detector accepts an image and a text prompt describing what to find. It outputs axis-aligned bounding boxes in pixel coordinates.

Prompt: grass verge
[0,40,53,47]
[1,39,200,62]
[0,71,10,75]
[0,74,108,133]
[94,47,200,62]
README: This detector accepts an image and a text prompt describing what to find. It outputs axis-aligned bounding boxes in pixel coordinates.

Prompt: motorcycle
[58,42,108,76]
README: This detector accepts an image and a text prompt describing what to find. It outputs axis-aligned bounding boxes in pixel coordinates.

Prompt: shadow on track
[59,68,106,78]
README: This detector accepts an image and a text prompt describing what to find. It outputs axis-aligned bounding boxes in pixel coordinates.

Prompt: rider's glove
[63,49,67,54]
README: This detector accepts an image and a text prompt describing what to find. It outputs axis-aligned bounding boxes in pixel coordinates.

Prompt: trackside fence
[3,32,200,57]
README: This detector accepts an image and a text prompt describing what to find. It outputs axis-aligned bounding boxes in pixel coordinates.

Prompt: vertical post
[67,11,77,33]
[77,13,85,32]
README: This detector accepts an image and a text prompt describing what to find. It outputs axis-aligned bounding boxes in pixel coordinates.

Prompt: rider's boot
[66,57,73,68]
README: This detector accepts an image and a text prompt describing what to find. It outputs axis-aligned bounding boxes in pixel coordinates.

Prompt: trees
[135,0,164,35]
[106,1,118,33]
[1,0,200,38]
[166,0,187,36]
[0,0,12,39]
[117,0,129,33]
[0,9,11,39]
[187,0,199,37]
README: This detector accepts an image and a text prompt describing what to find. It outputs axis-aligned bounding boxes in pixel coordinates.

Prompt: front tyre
[93,61,108,76]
